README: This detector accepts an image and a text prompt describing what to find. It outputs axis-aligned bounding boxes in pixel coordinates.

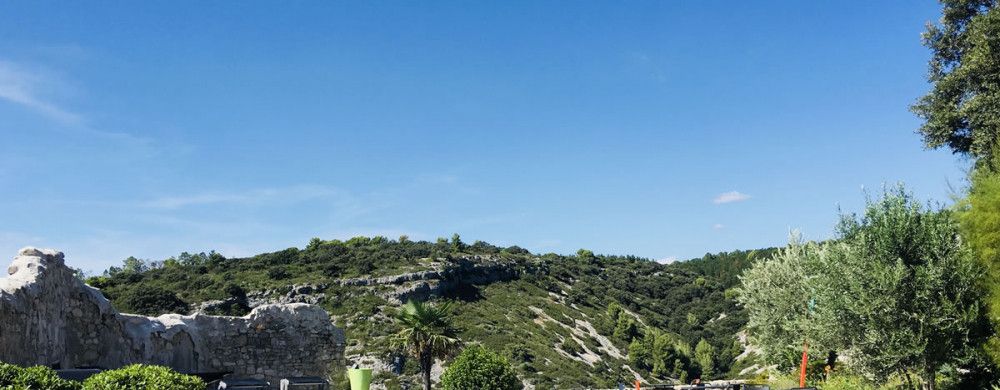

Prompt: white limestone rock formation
[0,247,345,384]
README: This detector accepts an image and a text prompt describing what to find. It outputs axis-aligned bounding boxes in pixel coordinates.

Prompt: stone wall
[0,247,345,385]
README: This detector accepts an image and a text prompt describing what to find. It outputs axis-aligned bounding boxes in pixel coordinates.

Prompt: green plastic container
[348,368,373,390]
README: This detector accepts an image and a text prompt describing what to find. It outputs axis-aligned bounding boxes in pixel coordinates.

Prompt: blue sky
[0,1,968,273]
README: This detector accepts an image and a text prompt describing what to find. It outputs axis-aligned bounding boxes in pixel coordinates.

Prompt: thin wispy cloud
[713,223,725,230]
[140,185,354,209]
[713,191,751,204]
[0,58,157,154]
[0,60,81,124]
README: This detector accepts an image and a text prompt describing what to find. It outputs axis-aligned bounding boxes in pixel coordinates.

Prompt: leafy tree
[695,339,716,380]
[739,187,986,389]
[392,300,462,390]
[607,301,623,322]
[121,256,148,274]
[440,345,520,390]
[451,233,466,252]
[614,315,639,343]
[306,237,323,251]
[830,188,985,389]
[502,245,530,255]
[628,338,651,371]
[737,238,835,368]
[177,252,211,267]
[648,330,688,380]
[912,0,1000,162]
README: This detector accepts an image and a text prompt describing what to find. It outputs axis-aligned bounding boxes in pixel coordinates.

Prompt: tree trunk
[421,352,432,390]
[921,367,935,390]
[899,369,914,390]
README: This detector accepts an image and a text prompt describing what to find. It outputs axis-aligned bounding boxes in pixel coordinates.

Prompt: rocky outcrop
[0,247,344,385]
[247,256,520,307]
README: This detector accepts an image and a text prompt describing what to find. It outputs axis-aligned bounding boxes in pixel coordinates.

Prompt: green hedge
[0,363,81,390]
[0,363,203,390]
[83,365,203,390]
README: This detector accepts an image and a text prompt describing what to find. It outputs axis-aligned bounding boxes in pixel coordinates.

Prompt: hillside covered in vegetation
[86,236,770,388]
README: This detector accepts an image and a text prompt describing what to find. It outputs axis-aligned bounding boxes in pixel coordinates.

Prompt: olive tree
[737,237,841,368]
[738,187,986,389]
[827,189,985,389]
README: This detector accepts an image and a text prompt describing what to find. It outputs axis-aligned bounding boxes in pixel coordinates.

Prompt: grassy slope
[87,237,771,388]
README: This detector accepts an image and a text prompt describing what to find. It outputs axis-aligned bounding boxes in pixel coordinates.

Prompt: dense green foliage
[960,156,1000,366]
[913,0,1000,162]
[0,363,81,390]
[739,187,987,389]
[82,364,204,390]
[118,286,189,317]
[674,248,779,288]
[440,345,520,390]
[627,328,701,383]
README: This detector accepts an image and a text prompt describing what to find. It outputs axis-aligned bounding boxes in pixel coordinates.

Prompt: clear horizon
[0,1,968,273]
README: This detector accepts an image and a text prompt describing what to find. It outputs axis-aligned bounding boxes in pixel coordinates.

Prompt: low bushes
[0,363,203,390]
[83,365,203,390]
[0,363,81,390]
[440,345,520,390]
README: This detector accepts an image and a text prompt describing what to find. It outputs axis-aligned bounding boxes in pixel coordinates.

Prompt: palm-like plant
[392,299,462,390]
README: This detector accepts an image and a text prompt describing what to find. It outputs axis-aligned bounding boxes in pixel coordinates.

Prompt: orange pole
[799,341,809,387]
[634,379,641,390]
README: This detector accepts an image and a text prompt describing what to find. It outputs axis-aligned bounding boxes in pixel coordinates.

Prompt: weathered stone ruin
[0,247,345,384]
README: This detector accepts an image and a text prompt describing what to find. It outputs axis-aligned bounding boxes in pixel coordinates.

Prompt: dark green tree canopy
[121,286,190,316]
[440,345,520,390]
[913,0,1000,162]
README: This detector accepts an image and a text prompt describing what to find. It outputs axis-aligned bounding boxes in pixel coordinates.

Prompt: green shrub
[267,266,290,280]
[0,363,81,390]
[84,276,113,290]
[83,364,203,390]
[822,375,877,390]
[119,286,189,316]
[0,363,21,385]
[440,345,520,390]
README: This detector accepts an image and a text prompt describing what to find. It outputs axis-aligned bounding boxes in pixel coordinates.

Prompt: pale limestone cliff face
[0,247,344,384]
